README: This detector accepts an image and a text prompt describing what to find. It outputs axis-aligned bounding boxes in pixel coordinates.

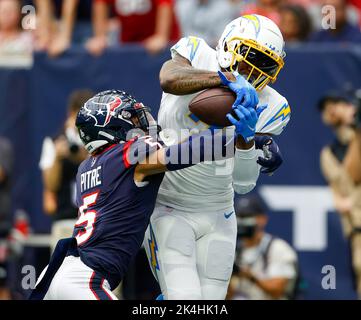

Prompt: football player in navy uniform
[30,89,279,300]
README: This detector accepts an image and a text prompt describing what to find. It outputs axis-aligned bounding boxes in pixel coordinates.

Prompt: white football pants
[37,256,118,300]
[144,204,237,300]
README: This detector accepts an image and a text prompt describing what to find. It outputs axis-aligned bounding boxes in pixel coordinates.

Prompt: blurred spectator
[310,0,361,42]
[227,194,299,300]
[345,90,361,184]
[0,136,13,300]
[39,89,92,251]
[0,0,33,67]
[318,95,361,297]
[288,0,318,7]
[241,0,282,26]
[34,0,93,57]
[175,0,243,47]
[279,4,312,42]
[349,0,361,26]
[86,0,180,56]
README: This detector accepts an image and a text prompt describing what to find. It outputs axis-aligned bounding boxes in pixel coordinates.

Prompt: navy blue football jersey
[72,136,163,290]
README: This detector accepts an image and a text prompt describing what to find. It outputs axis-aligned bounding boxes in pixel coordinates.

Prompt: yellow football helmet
[216,14,286,91]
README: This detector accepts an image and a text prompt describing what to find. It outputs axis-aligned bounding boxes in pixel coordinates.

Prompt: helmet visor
[239,45,279,77]
[226,38,284,90]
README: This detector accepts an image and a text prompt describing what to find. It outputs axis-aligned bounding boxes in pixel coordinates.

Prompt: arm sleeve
[125,136,164,167]
[256,97,291,136]
[232,146,260,194]
[165,130,236,171]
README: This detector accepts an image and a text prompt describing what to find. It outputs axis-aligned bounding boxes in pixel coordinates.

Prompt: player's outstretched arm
[160,53,235,95]
[134,131,248,182]
[134,104,259,182]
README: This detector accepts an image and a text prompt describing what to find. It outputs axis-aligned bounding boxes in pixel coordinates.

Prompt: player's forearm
[92,1,108,38]
[166,131,237,170]
[154,3,172,39]
[160,61,224,95]
[136,130,242,179]
[60,0,79,39]
[236,136,254,150]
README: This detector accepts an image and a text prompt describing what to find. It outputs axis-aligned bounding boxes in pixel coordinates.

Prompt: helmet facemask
[224,37,285,91]
[117,102,160,140]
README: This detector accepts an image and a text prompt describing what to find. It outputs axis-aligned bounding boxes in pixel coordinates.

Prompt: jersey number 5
[74,191,99,245]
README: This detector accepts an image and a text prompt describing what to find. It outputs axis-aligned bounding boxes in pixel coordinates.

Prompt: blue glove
[218,70,259,109]
[226,104,258,142]
[254,135,283,175]
[227,104,268,143]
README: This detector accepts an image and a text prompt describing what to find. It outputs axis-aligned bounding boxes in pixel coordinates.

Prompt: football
[189,87,236,127]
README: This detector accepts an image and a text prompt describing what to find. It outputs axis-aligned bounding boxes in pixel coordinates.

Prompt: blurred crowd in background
[0,0,361,300]
[0,0,360,65]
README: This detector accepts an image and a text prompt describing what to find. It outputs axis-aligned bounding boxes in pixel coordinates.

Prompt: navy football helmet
[76,90,158,154]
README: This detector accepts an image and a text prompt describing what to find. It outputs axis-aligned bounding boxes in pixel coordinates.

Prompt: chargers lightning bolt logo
[187,37,201,62]
[260,103,291,131]
[148,224,160,279]
[243,14,261,37]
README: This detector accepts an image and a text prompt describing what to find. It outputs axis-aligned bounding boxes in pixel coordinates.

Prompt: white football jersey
[156,37,291,212]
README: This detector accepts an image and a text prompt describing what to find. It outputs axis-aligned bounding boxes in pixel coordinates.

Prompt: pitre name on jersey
[80,165,102,192]
[73,138,163,290]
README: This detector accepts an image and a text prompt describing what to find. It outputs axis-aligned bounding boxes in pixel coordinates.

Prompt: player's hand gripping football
[218,70,259,109]
[254,135,283,175]
[226,104,267,143]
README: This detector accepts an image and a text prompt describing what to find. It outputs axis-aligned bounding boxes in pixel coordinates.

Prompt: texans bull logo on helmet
[76,90,159,154]
[84,96,123,127]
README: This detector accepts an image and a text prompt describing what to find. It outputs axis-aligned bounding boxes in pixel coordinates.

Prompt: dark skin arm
[160,53,254,148]
[160,53,235,95]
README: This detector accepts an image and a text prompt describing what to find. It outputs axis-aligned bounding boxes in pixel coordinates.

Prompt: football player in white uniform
[144,14,291,300]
